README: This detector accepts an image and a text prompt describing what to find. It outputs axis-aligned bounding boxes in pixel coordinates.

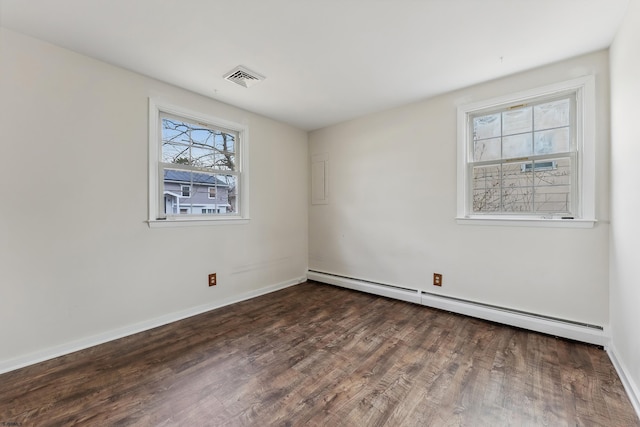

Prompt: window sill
[147,217,250,228]
[456,216,596,228]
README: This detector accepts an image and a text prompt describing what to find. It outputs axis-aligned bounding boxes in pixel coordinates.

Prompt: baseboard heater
[307,270,607,347]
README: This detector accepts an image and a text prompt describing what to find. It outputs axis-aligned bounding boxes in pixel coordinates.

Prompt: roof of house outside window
[164,170,229,187]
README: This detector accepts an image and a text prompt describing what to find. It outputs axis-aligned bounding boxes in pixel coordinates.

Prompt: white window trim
[147,98,250,228]
[456,76,596,228]
[181,185,191,198]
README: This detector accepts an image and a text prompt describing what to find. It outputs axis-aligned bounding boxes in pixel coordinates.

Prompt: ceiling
[0,0,629,131]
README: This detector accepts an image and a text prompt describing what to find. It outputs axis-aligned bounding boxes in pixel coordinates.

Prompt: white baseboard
[308,270,608,346]
[607,344,640,420]
[0,276,306,375]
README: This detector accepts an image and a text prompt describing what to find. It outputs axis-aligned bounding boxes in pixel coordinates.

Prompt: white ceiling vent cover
[223,66,265,88]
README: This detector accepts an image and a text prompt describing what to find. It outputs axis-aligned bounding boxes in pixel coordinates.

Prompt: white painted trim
[0,276,306,375]
[308,270,607,346]
[147,218,250,228]
[607,344,640,419]
[149,97,161,222]
[456,217,596,228]
[307,271,421,304]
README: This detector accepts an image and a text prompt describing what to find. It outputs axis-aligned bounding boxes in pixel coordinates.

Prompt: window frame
[456,76,596,228]
[147,98,250,227]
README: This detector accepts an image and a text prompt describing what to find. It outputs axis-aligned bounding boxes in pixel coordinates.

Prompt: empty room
[1,0,639,425]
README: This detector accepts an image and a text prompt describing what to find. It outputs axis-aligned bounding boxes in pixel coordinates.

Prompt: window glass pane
[472,165,501,212]
[502,106,532,136]
[473,137,501,161]
[213,133,236,171]
[533,158,570,186]
[190,146,216,169]
[501,162,533,212]
[162,168,237,215]
[161,115,236,171]
[533,157,571,212]
[214,152,236,171]
[190,127,214,147]
[534,128,570,155]
[214,134,236,155]
[502,133,532,159]
[473,113,501,140]
[214,133,235,152]
[533,186,571,212]
[162,118,189,143]
[220,175,238,214]
[534,99,570,130]
[190,183,209,198]
[162,141,189,164]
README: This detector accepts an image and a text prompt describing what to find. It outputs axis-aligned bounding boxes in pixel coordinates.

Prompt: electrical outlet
[433,273,442,286]
[209,273,217,287]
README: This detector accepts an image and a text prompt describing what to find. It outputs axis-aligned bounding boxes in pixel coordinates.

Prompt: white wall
[610,0,640,411]
[309,51,610,327]
[0,28,308,369]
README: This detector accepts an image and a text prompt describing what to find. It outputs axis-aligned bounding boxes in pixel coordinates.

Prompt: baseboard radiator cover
[307,270,608,346]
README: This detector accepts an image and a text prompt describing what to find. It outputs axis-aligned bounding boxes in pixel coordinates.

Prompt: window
[148,99,249,226]
[471,95,574,214]
[457,76,596,227]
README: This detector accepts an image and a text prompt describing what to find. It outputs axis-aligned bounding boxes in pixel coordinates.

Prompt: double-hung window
[148,99,249,226]
[457,77,596,227]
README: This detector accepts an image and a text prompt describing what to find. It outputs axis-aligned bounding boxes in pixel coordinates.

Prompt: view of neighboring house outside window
[164,170,231,215]
[159,111,239,217]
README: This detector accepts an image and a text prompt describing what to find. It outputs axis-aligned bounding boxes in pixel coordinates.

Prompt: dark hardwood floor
[1,282,638,426]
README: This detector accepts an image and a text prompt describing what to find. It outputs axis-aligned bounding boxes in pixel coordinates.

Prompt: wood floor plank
[0,282,637,426]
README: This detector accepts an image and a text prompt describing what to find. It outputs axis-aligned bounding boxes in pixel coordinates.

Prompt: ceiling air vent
[223,66,265,88]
